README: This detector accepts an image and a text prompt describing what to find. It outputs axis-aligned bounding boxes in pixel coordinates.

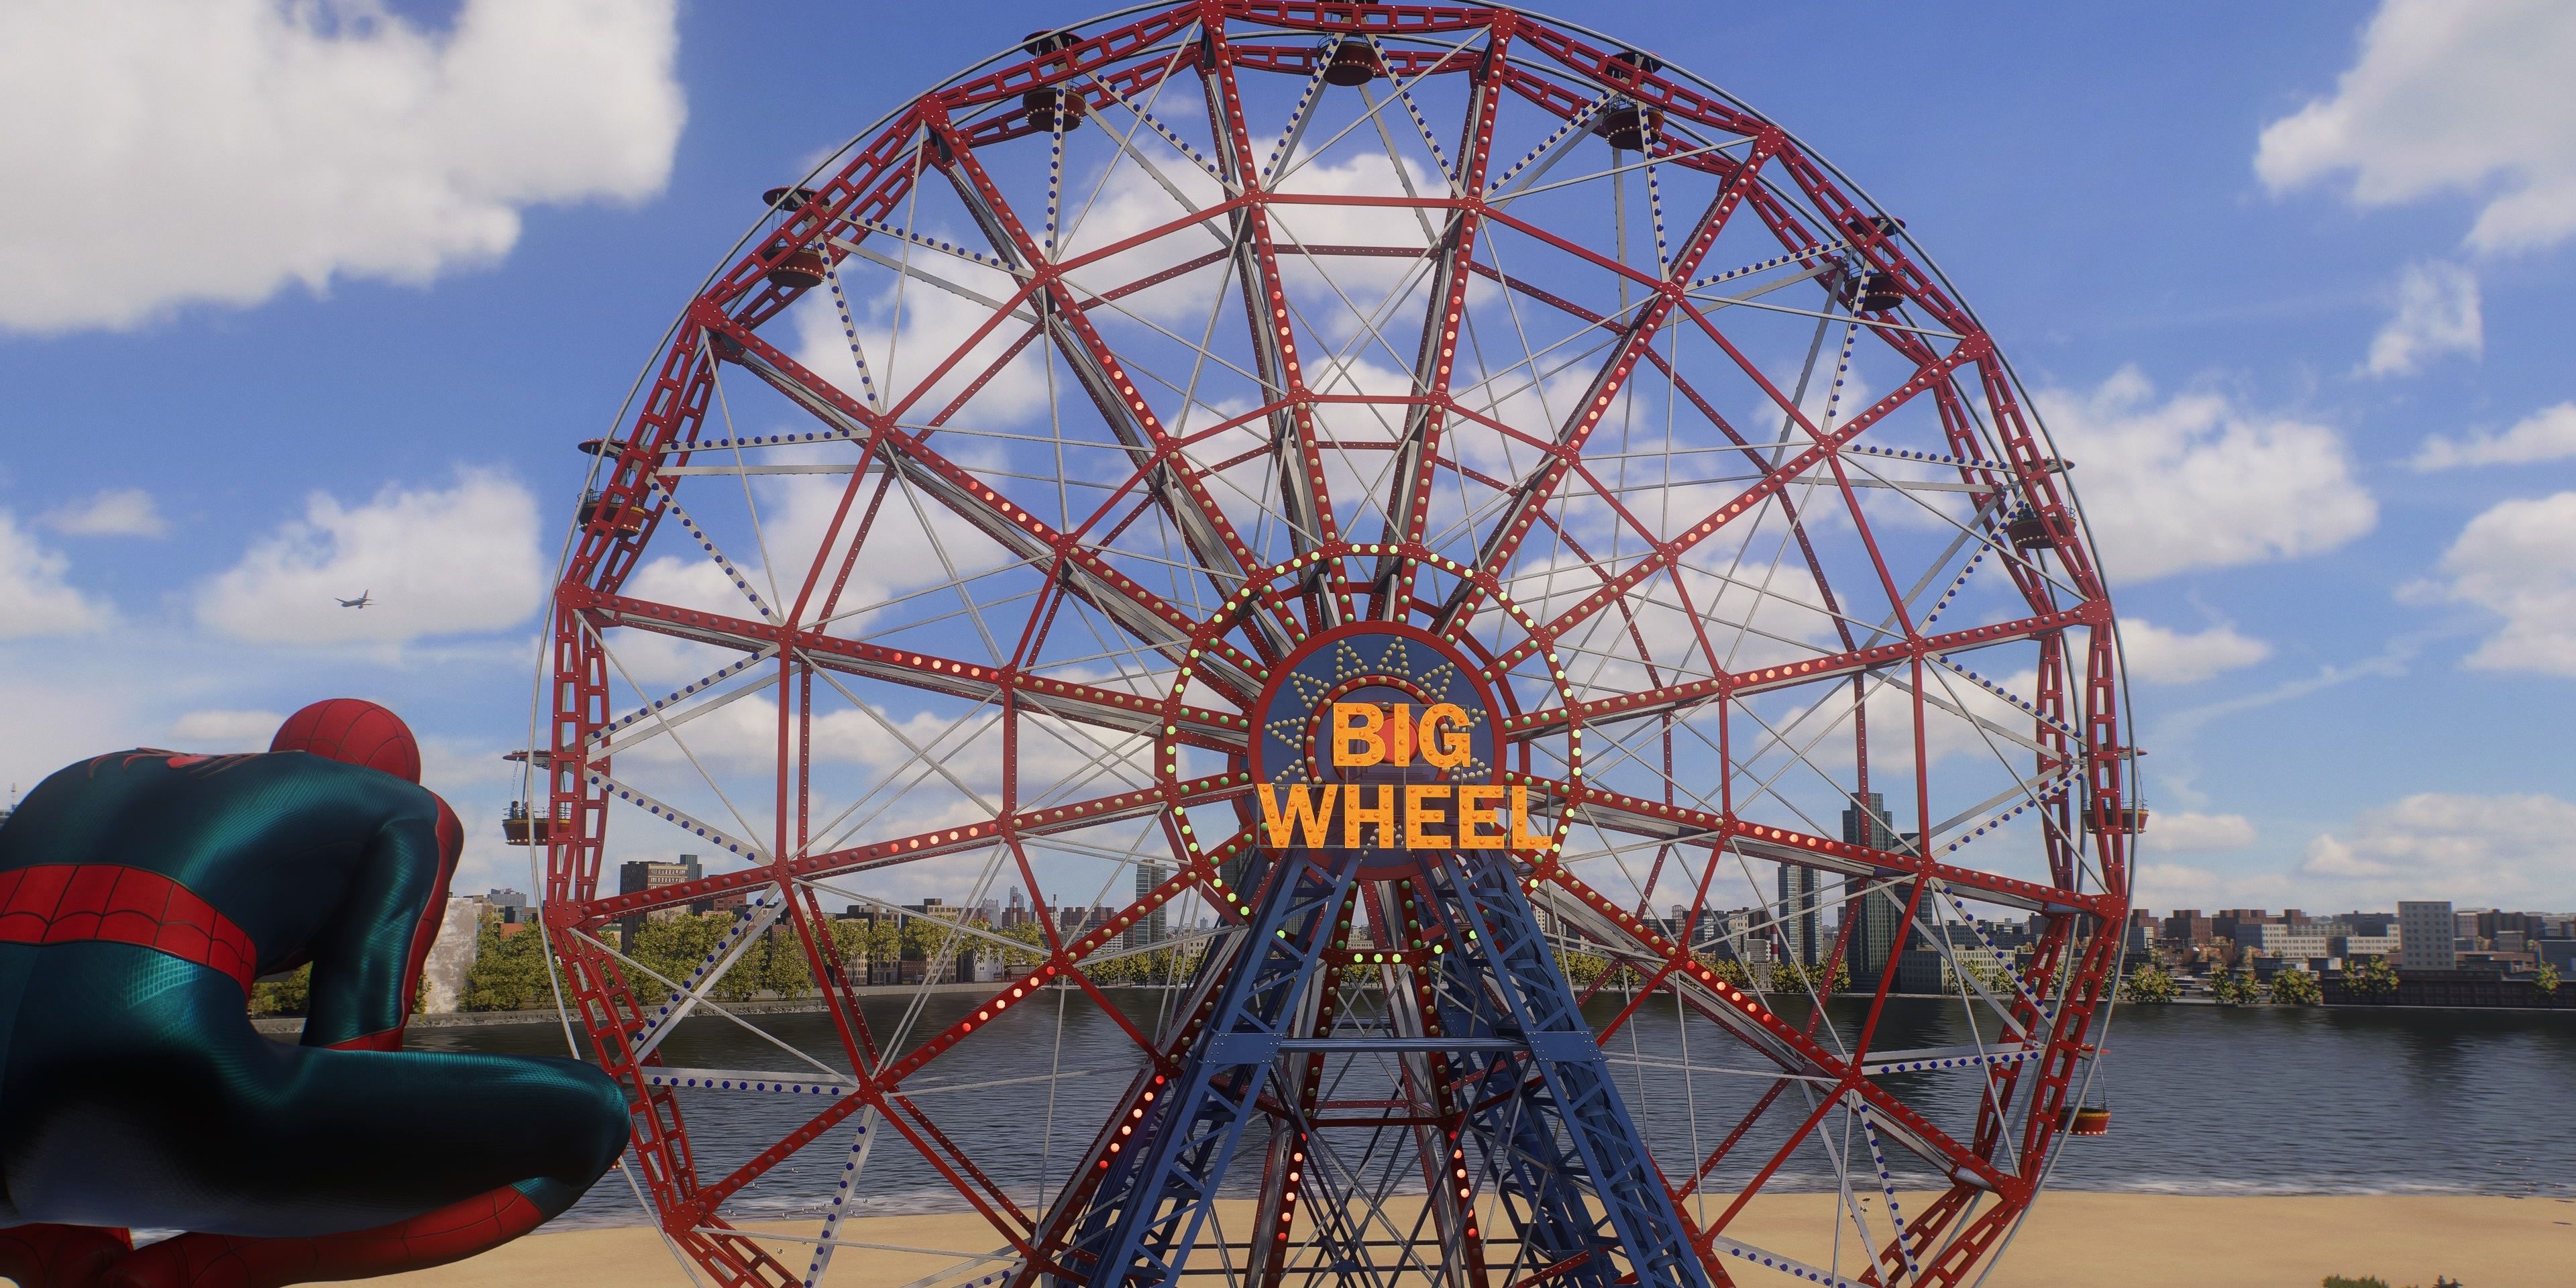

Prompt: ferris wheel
[520,5,2140,1286]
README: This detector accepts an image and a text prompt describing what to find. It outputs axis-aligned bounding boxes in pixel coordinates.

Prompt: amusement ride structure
[516,5,2139,1285]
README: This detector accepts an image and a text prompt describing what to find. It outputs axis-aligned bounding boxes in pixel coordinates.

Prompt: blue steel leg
[1050,846,1711,1288]
[1434,853,1712,1288]
[1063,848,1360,1287]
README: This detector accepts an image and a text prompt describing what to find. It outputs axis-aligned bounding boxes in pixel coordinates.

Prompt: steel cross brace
[1427,853,1709,1288]
[1047,847,1711,1288]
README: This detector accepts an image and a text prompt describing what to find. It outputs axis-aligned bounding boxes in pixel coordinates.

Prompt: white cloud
[195,469,545,647]
[2412,401,2576,471]
[2363,260,2479,376]
[2121,619,2271,685]
[2255,0,2576,252]
[0,661,149,796]
[2036,367,2375,583]
[2300,792,2576,906]
[0,0,684,333]
[2402,490,2576,676]
[2144,811,2258,853]
[167,709,287,751]
[0,510,113,638]
[42,487,168,537]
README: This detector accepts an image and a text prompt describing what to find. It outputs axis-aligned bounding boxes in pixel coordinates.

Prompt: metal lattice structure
[525,5,2139,1286]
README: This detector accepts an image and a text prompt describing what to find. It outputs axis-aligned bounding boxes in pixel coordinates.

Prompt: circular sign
[1248,622,1505,876]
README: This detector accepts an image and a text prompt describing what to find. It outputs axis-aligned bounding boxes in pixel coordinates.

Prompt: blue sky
[1,0,2569,914]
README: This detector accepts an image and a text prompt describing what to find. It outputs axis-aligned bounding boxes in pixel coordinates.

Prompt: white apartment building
[2252,924,2332,959]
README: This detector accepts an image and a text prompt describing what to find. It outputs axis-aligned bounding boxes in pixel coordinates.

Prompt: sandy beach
[364,1193,2575,1288]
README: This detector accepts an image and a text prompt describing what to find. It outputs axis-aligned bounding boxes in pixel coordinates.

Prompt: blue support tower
[1049,845,1711,1288]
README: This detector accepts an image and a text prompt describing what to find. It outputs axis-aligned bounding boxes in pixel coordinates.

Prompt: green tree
[2268,967,2322,1006]
[2345,955,2400,998]
[1000,920,1049,969]
[462,916,557,1012]
[2118,963,2178,1004]
[756,927,816,999]
[2209,966,2257,1004]
[2534,961,2560,996]
[1955,955,2019,995]
[1764,955,1849,994]
[250,963,312,1016]
[631,911,734,1001]
[1692,955,1752,989]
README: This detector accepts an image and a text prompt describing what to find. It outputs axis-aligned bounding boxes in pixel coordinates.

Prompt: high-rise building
[2398,901,2456,972]
[1843,793,1900,852]
[617,855,704,947]
[1004,887,1029,928]
[1776,863,1822,969]
[1127,861,1169,950]
[1839,794,1913,986]
[1842,873,1913,985]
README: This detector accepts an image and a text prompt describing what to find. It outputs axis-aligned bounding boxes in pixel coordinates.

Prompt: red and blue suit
[0,700,629,1288]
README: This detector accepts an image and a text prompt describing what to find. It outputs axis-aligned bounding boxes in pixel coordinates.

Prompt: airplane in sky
[335,591,372,609]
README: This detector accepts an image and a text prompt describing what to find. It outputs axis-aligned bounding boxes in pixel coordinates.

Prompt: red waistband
[0,864,261,994]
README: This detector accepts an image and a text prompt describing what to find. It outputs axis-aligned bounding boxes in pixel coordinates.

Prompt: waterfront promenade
[372,1195,2573,1288]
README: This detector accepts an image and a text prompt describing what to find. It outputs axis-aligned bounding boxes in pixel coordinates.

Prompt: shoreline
[248,989,2576,1035]
[360,1193,2573,1288]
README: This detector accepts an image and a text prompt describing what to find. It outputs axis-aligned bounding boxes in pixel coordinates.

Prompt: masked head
[270,698,422,785]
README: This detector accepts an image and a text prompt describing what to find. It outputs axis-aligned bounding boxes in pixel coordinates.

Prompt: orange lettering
[1258,784,1338,848]
[1385,704,1415,766]
[1509,786,1553,851]
[1332,703,1387,767]
[1417,704,1472,769]
[1456,785,1504,849]
[1343,784,1396,848]
[1403,784,1450,849]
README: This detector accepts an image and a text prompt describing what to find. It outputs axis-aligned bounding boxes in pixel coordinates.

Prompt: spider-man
[0,700,628,1288]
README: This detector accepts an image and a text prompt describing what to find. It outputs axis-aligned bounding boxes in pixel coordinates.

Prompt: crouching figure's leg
[83,1042,630,1288]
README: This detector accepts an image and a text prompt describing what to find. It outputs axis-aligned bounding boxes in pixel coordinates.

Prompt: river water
[409,994,2576,1229]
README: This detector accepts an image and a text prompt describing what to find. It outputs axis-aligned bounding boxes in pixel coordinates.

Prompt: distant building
[617,855,704,947]
[2214,909,2279,948]
[1776,863,1823,969]
[2478,911,2548,947]
[2125,910,2157,957]
[1840,794,1915,985]
[2251,924,2332,960]
[1899,924,2000,994]
[487,888,533,924]
[1004,887,1030,928]
[1126,861,1169,950]
[1057,904,1117,936]
[1843,876,1913,986]
[2454,908,2485,947]
[2399,901,2457,972]
[1701,908,1772,966]
[2162,909,2214,948]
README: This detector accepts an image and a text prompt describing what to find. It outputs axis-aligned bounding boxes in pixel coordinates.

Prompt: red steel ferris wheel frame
[535,5,2137,1286]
